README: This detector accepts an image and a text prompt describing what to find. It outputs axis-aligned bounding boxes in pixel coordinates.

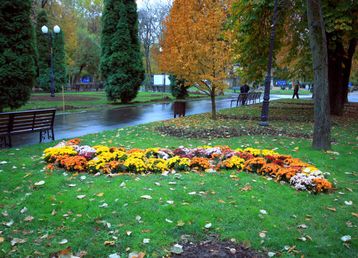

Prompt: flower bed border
[43,139,333,193]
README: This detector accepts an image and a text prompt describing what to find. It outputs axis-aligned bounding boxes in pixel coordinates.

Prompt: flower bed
[43,139,333,193]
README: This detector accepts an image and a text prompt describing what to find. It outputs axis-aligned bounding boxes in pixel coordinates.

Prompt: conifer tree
[0,0,36,112]
[101,0,144,103]
[53,30,67,91]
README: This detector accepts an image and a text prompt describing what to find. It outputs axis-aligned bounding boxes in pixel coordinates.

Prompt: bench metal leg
[40,129,55,143]
[0,135,11,148]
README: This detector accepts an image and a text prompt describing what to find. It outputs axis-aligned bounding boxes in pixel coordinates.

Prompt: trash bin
[173,100,186,118]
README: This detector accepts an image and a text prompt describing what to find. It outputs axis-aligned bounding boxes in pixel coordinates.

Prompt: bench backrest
[0,109,56,135]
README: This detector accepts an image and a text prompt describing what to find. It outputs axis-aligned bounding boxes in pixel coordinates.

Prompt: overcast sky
[136,0,172,8]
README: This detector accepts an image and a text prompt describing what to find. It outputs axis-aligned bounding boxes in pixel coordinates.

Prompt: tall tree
[53,29,67,91]
[35,9,51,91]
[0,0,36,112]
[101,0,144,103]
[231,0,357,115]
[125,0,145,97]
[306,0,331,150]
[160,0,233,120]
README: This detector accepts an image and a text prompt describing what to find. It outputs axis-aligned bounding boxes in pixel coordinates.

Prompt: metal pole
[259,0,279,126]
[50,32,55,97]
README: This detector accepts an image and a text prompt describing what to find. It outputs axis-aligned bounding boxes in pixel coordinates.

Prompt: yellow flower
[93,145,110,154]
[147,158,168,172]
[124,157,147,172]
[223,156,245,169]
[43,146,77,160]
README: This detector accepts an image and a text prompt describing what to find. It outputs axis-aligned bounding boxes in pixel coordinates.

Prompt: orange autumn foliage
[160,0,233,119]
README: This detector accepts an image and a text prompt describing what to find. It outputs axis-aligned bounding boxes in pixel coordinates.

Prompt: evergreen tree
[0,0,36,112]
[53,30,67,91]
[101,0,144,103]
[125,0,145,96]
[35,9,50,91]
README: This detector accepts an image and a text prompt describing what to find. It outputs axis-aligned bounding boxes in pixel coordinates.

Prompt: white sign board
[153,74,171,86]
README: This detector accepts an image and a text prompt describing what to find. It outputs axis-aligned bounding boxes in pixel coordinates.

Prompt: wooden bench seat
[0,108,56,148]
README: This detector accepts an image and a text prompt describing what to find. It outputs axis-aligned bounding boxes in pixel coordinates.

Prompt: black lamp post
[259,0,279,126]
[41,25,61,98]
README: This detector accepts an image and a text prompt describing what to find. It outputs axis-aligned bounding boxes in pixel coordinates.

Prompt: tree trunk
[210,87,217,120]
[306,0,331,150]
[327,36,356,115]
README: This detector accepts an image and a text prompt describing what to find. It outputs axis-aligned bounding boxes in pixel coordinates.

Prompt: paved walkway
[8,92,357,147]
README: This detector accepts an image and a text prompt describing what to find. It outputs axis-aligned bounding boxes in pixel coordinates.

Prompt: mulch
[157,125,311,139]
[30,95,99,101]
[172,238,266,258]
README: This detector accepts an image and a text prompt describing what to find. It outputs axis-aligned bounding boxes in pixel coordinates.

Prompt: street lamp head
[53,25,61,34]
[41,25,49,34]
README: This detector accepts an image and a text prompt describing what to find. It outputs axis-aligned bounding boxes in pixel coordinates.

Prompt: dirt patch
[30,95,99,101]
[172,238,266,258]
[157,125,311,139]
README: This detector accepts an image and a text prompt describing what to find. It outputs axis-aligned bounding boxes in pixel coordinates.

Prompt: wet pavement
[6,92,357,147]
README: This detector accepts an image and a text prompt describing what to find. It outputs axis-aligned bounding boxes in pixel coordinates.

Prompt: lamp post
[41,25,61,97]
[259,0,279,126]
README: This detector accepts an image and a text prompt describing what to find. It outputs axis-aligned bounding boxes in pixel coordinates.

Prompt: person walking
[292,81,300,99]
[240,84,250,105]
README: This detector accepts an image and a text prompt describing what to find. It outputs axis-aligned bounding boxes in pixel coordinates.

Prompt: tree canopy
[160,0,233,119]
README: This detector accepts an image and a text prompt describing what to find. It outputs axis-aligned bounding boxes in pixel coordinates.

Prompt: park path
[12,92,357,148]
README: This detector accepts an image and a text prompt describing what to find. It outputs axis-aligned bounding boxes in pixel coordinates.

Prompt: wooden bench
[0,109,56,148]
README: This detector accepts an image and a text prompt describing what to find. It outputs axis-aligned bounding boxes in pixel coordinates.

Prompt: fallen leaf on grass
[344,201,353,206]
[126,231,132,236]
[34,180,45,186]
[341,235,351,242]
[352,213,358,218]
[165,218,173,223]
[128,252,146,258]
[171,244,183,254]
[240,185,252,192]
[11,238,26,246]
[24,216,34,222]
[259,231,266,238]
[4,220,14,227]
[109,253,121,258]
[297,224,308,229]
[141,195,152,200]
[177,220,185,227]
[96,192,104,197]
[204,223,212,229]
[99,203,108,208]
[327,207,336,212]
[59,239,68,245]
[166,200,174,204]
[0,237,4,243]
[77,195,86,199]
[143,238,150,244]
[104,240,115,246]
[20,207,28,214]
[260,210,268,215]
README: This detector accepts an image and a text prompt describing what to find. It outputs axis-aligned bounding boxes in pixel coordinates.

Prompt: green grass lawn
[0,100,357,257]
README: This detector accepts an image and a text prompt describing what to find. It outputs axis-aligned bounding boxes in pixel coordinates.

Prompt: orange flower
[66,138,81,145]
[243,158,266,172]
[60,156,88,172]
[313,178,333,192]
[190,157,211,170]
[258,163,281,176]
